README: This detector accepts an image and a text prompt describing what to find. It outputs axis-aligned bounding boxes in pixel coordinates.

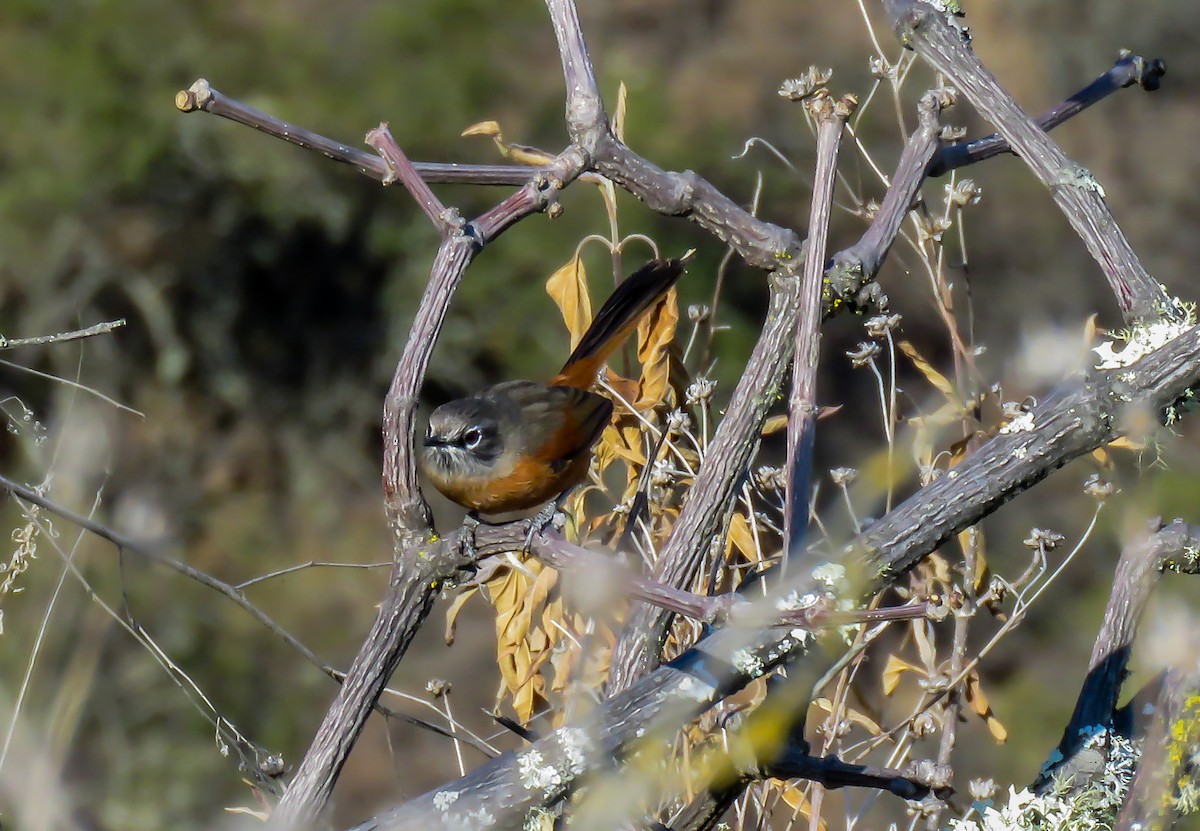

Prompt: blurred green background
[2,0,1200,828]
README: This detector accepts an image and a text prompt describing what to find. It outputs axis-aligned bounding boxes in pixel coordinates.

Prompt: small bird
[420,257,686,515]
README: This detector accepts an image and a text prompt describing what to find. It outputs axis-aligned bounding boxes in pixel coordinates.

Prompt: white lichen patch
[558,728,590,777]
[811,562,848,589]
[788,628,813,646]
[957,728,1140,831]
[1094,312,1194,370]
[999,411,1035,434]
[468,807,495,827]
[730,648,765,677]
[518,749,562,793]
[1054,165,1106,198]
[919,0,963,14]
[776,590,820,612]
[675,674,717,702]
[433,790,461,811]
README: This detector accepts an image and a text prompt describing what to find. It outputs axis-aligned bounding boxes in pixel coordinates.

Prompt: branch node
[175,78,213,113]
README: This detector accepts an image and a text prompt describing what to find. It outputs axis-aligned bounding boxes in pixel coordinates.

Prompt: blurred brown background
[2,0,1200,827]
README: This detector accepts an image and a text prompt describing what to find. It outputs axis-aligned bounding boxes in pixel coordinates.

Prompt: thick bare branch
[883,0,1175,322]
[1115,667,1200,831]
[532,532,929,630]
[785,91,854,556]
[544,0,607,149]
[1037,519,1200,791]
[862,326,1200,585]
[605,271,804,693]
[831,88,953,287]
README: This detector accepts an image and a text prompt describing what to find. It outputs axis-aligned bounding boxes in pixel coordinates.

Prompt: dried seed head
[846,342,881,367]
[865,313,902,339]
[1023,528,1065,551]
[685,377,717,406]
[1083,473,1119,503]
[830,467,858,487]
[778,66,834,101]
[946,178,982,209]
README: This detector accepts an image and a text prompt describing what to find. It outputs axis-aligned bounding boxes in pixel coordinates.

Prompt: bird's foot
[458,512,482,561]
[524,500,565,553]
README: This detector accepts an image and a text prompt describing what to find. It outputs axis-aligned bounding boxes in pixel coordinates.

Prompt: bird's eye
[463,428,484,449]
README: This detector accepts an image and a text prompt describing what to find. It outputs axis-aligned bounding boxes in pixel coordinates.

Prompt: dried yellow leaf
[761,414,789,436]
[881,654,925,696]
[444,586,479,646]
[634,283,679,409]
[773,780,826,830]
[546,256,593,350]
[613,82,629,142]
[727,512,761,562]
[965,670,1008,744]
[899,340,958,402]
[461,120,501,138]
[810,697,883,736]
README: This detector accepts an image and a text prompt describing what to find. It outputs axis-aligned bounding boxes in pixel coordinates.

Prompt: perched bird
[420,257,686,515]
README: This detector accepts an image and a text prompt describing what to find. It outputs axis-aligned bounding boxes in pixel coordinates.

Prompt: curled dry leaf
[461,118,555,165]
[811,696,883,736]
[546,256,593,351]
[444,586,479,646]
[882,654,926,696]
[957,526,991,595]
[727,512,762,563]
[485,559,563,722]
[775,780,829,831]
[965,670,1008,744]
[899,339,958,403]
[634,285,680,409]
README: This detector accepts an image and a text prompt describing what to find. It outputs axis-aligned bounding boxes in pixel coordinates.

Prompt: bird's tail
[551,257,687,389]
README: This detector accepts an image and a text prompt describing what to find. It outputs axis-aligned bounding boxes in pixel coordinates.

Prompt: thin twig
[235,560,392,590]
[927,50,1167,177]
[175,79,543,186]
[0,318,126,350]
[365,123,455,235]
[0,473,487,757]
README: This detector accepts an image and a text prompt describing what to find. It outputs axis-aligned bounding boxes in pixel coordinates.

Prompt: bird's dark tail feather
[552,257,686,388]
